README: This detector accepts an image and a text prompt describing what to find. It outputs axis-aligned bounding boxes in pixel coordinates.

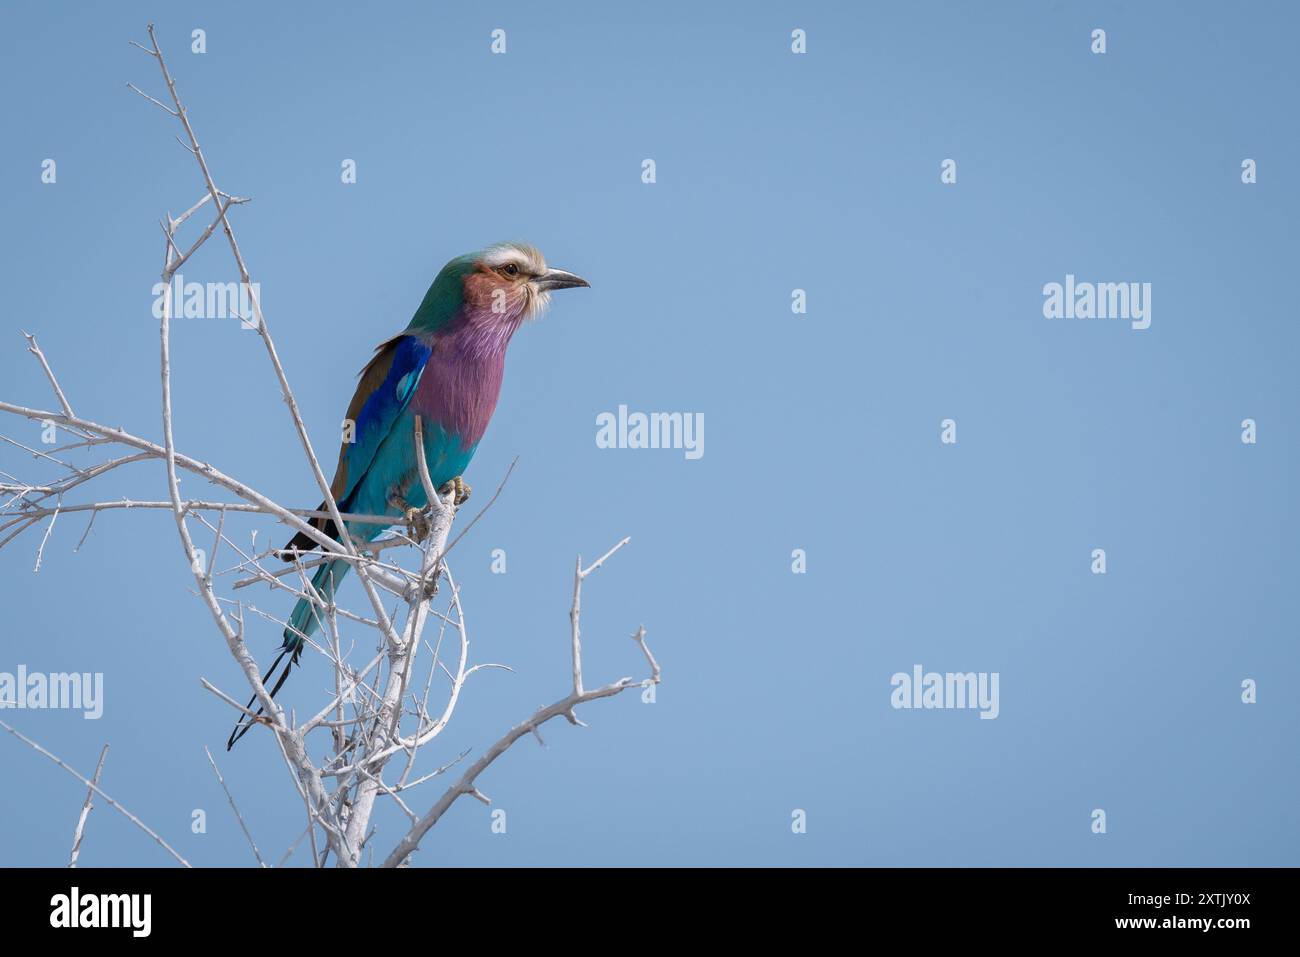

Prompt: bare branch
[204,747,267,867]
[632,625,660,684]
[1,720,189,867]
[68,744,109,867]
[570,537,631,696]
[383,538,653,868]
[125,81,178,116]
[32,495,60,572]
[23,332,74,418]
[582,536,631,579]
[0,401,346,556]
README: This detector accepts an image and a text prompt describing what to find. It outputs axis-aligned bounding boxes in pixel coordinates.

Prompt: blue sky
[0,0,1297,866]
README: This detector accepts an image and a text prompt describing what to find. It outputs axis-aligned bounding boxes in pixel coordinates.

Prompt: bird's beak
[533,268,590,292]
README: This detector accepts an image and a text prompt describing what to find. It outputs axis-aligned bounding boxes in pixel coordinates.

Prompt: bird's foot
[438,475,472,506]
[403,505,431,542]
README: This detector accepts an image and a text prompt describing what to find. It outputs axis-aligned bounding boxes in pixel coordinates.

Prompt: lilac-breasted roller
[227,243,588,749]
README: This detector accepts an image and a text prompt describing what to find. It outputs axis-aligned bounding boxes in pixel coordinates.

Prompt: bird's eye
[502,263,519,277]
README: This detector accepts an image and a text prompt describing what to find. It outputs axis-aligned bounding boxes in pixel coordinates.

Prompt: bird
[226,242,589,749]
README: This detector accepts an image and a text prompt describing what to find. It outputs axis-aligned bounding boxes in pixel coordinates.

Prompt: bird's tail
[226,557,351,750]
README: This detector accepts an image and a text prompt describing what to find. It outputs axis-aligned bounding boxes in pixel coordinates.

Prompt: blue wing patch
[340,335,431,506]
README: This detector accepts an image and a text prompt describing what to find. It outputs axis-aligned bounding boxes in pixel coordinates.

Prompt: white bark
[0,22,658,868]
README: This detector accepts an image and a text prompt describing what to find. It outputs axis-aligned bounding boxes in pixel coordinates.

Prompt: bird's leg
[438,475,472,506]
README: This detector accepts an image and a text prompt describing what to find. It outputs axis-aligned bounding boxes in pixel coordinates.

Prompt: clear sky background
[1,1,1297,866]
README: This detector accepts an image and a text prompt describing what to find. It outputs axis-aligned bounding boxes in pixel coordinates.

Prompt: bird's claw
[438,476,472,506]
[403,506,430,542]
